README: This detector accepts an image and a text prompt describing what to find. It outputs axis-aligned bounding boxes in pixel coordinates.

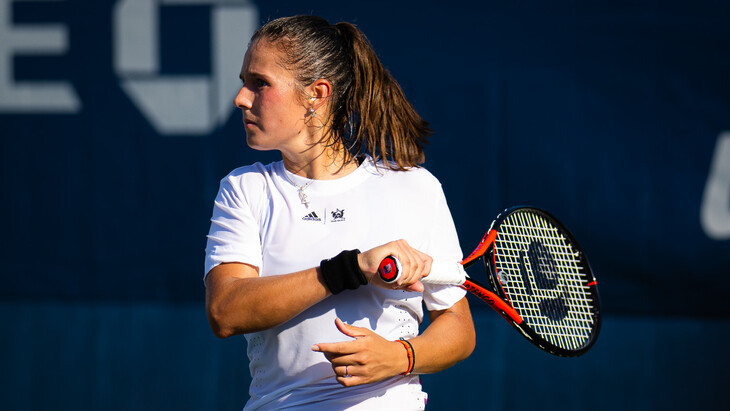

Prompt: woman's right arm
[205,239,430,338]
[205,262,331,337]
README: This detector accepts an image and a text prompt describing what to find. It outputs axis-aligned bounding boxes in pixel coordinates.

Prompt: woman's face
[234,40,311,154]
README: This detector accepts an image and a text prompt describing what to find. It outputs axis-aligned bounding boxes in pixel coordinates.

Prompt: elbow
[462,322,477,360]
[462,333,476,361]
[453,323,477,363]
[206,302,236,339]
[210,323,235,339]
[457,301,477,362]
[206,298,263,337]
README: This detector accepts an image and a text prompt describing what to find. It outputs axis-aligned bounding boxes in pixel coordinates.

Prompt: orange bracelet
[396,339,415,375]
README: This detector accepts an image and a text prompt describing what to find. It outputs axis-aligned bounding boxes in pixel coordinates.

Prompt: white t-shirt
[205,156,467,410]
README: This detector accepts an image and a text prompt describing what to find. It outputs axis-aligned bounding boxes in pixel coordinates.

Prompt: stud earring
[309,107,316,117]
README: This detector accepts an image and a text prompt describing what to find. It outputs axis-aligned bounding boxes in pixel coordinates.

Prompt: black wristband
[320,249,368,294]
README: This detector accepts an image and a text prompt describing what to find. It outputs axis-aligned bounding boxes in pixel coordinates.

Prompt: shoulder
[213,161,281,210]
[404,166,441,186]
[370,159,443,192]
[219,161,278,192]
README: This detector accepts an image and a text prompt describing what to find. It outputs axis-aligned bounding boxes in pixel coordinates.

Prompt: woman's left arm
[409,296,476,374]
[313,296,475,386]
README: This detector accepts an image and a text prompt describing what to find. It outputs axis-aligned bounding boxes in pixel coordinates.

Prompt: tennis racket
[378,206,601,357]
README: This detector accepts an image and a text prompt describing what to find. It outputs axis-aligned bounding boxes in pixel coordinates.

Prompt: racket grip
[377,256,467,285]
[378,256,402,283]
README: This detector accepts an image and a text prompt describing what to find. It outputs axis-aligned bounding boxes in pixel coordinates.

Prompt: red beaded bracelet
[396,338,415,375]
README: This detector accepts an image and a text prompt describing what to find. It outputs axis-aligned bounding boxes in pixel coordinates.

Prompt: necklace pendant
[298,190,309,208]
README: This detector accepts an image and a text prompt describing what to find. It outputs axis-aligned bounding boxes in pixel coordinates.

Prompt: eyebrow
[239,70,269,82]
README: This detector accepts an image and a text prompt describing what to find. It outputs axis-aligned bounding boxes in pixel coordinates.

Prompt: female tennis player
[204,15,475,410]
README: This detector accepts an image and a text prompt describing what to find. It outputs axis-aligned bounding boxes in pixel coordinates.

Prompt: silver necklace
[283,170,314,208]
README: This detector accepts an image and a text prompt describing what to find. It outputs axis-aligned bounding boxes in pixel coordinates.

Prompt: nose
[234,85,252,109]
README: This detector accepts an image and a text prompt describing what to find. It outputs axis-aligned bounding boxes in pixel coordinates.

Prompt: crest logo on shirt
[331,209,346,222]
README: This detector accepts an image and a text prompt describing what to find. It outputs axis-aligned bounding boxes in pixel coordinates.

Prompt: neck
[282,143,358,180]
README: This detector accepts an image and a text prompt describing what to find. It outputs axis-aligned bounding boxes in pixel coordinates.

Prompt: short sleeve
[204,170,266,279]
[420,182,467,310]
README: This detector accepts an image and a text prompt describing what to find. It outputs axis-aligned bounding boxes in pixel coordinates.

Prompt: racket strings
[522,212,594,349]
[494,211,596,351]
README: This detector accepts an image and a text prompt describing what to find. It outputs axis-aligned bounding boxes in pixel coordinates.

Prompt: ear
[307,78,332,110]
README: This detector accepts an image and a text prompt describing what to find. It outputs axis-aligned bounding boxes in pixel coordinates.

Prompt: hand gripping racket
[378,206,601,357]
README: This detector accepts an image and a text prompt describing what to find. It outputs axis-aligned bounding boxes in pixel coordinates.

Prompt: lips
[243,116,257,127]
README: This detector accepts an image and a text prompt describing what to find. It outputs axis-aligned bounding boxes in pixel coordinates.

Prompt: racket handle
[378,255,402,283]
[378,256,467,285]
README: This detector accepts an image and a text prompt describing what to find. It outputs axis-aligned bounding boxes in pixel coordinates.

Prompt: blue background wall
[1,0,729,409]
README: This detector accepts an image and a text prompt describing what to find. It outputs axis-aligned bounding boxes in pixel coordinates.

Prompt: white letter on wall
[113,0,258,136]
[701,131,730,240]
[0,0,81,113]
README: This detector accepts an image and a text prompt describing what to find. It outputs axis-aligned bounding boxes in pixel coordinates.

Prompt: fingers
[313,318,399,387]
[358,240,432,291]
[312,335,364,386]
[333,365,364,386]
[336,367,368,386]
[312,318,369,357]
[318,347,382,387]
[320,338,404,387]
[390,245,430,286]
[338,364,353,378]
[335,317,368,338]
[312,341,356,359]
[404,281,425,293]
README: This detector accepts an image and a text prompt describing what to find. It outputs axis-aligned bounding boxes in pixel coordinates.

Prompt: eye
[240,74,270,90]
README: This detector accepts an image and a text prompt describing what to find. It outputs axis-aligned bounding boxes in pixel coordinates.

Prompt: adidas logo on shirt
[302,212,321,221]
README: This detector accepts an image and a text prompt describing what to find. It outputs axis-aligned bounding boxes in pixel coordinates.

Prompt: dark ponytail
[252,16,431,170]
[335,22,431,170]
